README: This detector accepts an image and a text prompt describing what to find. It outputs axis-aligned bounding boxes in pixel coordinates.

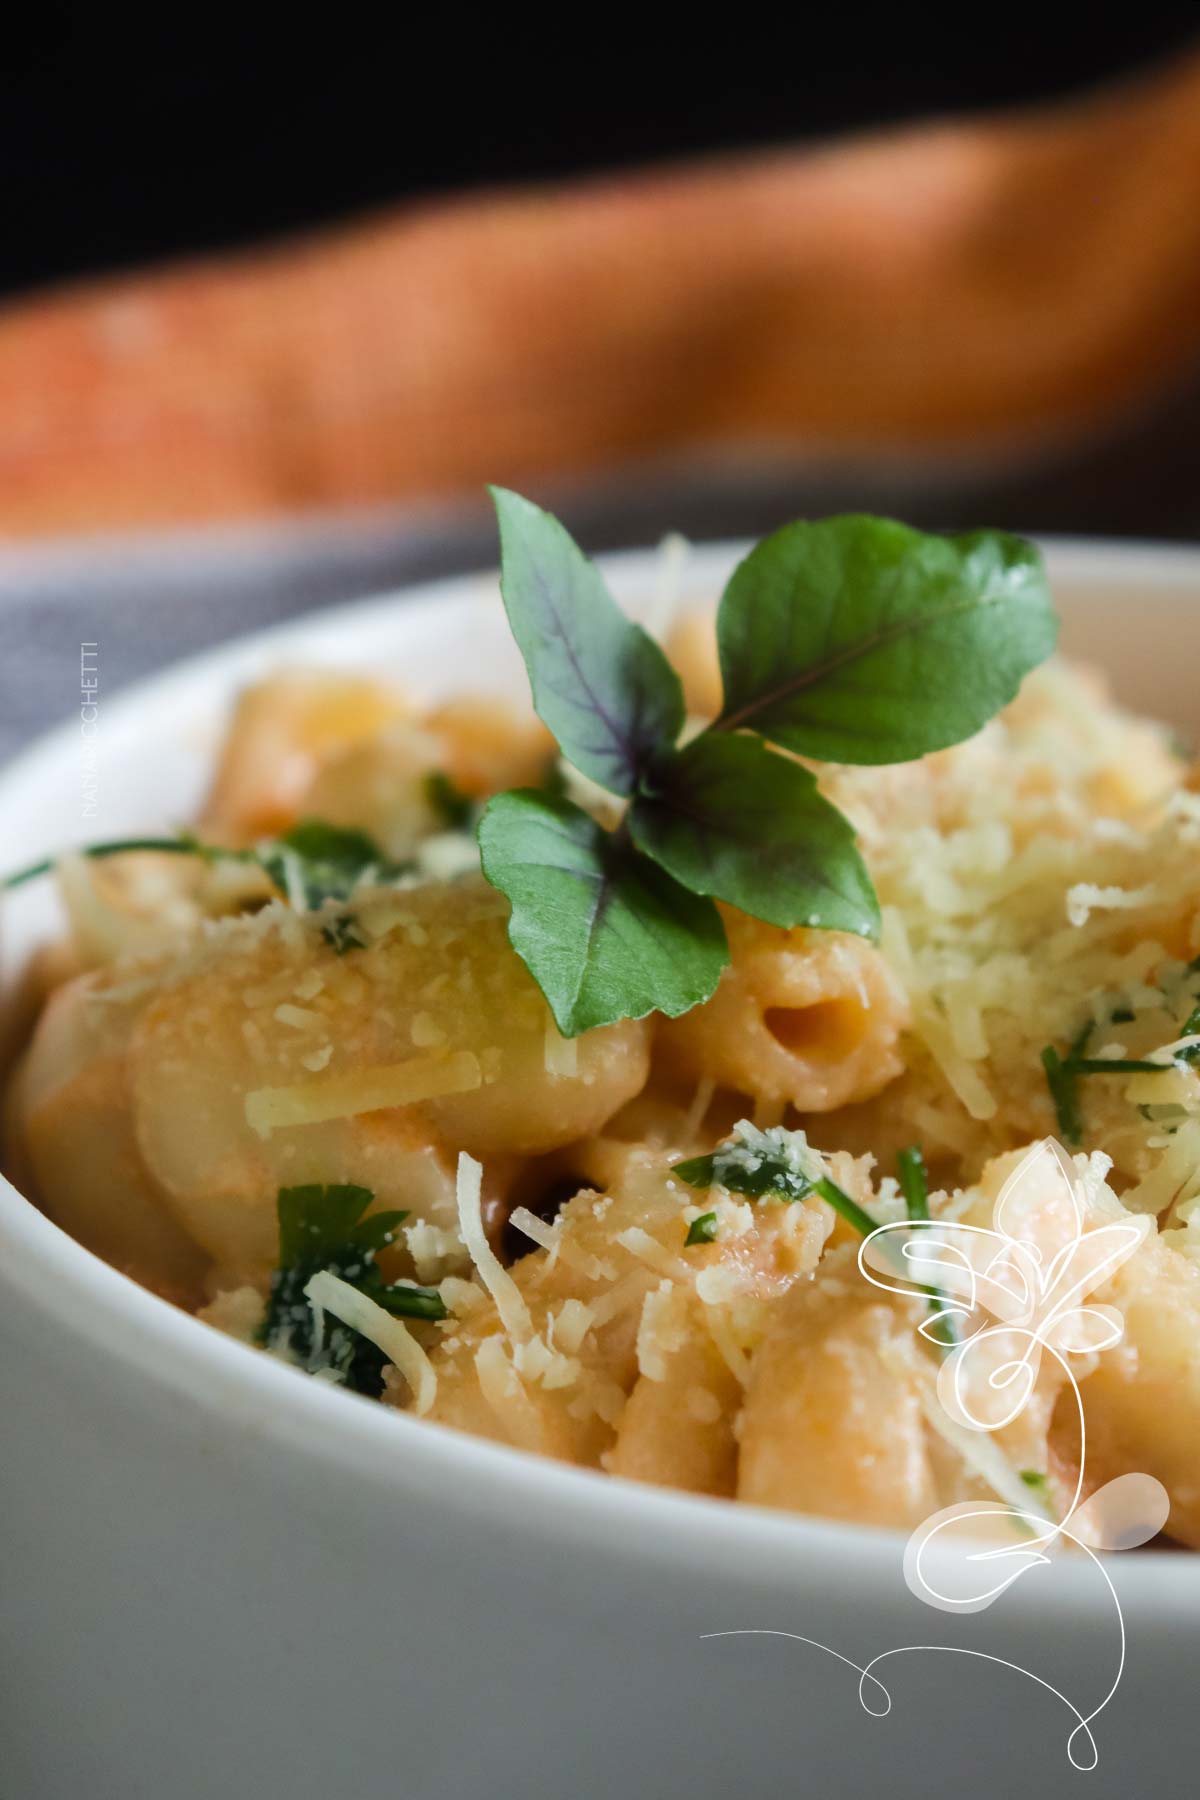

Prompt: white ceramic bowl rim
[3,535,1199,1621]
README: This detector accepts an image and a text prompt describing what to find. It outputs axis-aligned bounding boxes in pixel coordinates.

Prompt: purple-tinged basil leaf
[478,788,727,1037]
[490,487,684,795]
[630,733,879,938]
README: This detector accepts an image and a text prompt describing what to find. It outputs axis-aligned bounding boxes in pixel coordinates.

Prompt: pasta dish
[4,497,1199,1548]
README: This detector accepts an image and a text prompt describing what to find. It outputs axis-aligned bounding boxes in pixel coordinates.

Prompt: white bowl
[2,538,1197,1800]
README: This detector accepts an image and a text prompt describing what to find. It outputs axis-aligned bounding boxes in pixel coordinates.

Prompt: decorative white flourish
[707,1139,1170,1771]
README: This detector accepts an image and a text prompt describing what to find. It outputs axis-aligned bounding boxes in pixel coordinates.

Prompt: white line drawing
[706,1139,1170,1770]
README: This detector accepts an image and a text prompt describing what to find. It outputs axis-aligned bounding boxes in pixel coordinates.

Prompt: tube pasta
[303,699,554,863]
[655,907,908,1111]
[202,670,411,843]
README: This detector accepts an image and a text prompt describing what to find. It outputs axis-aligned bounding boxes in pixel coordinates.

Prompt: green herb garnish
[425,770,478,832]
[259,1183,446,1397]
[255,820,402,908]
[684,1210,719,1247]
[2,832,216,889]
[1041,1020,1094,1146]
[480,490,1056,1035]
[1042,993,1200,1145]
[896,1144,930,1221]
[321,912,367,956]
[1177,1003,1200,1054]
[1018,1468,1054,1515]
[895,1144,959,1349]
[3,818,404,916]
[674,1126,879,1239]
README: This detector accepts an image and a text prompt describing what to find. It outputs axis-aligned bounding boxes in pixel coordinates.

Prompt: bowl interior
[2,534,1199,1617]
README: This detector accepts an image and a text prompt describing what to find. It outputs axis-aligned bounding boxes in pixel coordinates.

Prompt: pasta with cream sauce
[6,620,1200,1549]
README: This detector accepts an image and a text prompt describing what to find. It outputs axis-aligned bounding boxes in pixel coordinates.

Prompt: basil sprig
[481,489,1056,1036]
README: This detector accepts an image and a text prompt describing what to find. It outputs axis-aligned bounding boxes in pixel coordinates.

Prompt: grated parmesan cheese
[474,1337,544,1450]
[245,1050,481,1137]
[615,1226,692,1284]
[304,1270,437,1414]
[635,1281,689,1381]
[550,1299,594,1355]
[455,1152,532,1342]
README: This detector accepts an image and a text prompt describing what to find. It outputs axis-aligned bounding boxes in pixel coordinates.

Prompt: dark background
[4,13,1198,299]
[4,10,1200,766]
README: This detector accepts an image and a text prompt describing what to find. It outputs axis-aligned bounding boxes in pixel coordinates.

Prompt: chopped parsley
[424,770,478,832]
[259,1183,446,1397]
[1042,976,1200,1146]
[684,1210,718,1247]
[320,911,367,956]
[2,816,408,913]
[674,1122,879,1239]
[256,820,404,909]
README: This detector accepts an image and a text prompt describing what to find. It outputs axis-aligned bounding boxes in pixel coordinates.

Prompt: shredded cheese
[455,1152,532,1342]
[304,1270,437,1415]
[915,1384,1036,1518]
[635,1281,688,1381]
[615,1226,693,1284]
[474,1337,544,1450]
[551,1298,594,1355]
[245,1050,481,1136]
[507,1205,613,1281]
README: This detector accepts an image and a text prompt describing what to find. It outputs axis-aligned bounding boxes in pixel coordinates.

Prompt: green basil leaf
[490,487,685,795]
[629,733,879,938]
[477,787,728,1036]
[715,515,1057,764]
